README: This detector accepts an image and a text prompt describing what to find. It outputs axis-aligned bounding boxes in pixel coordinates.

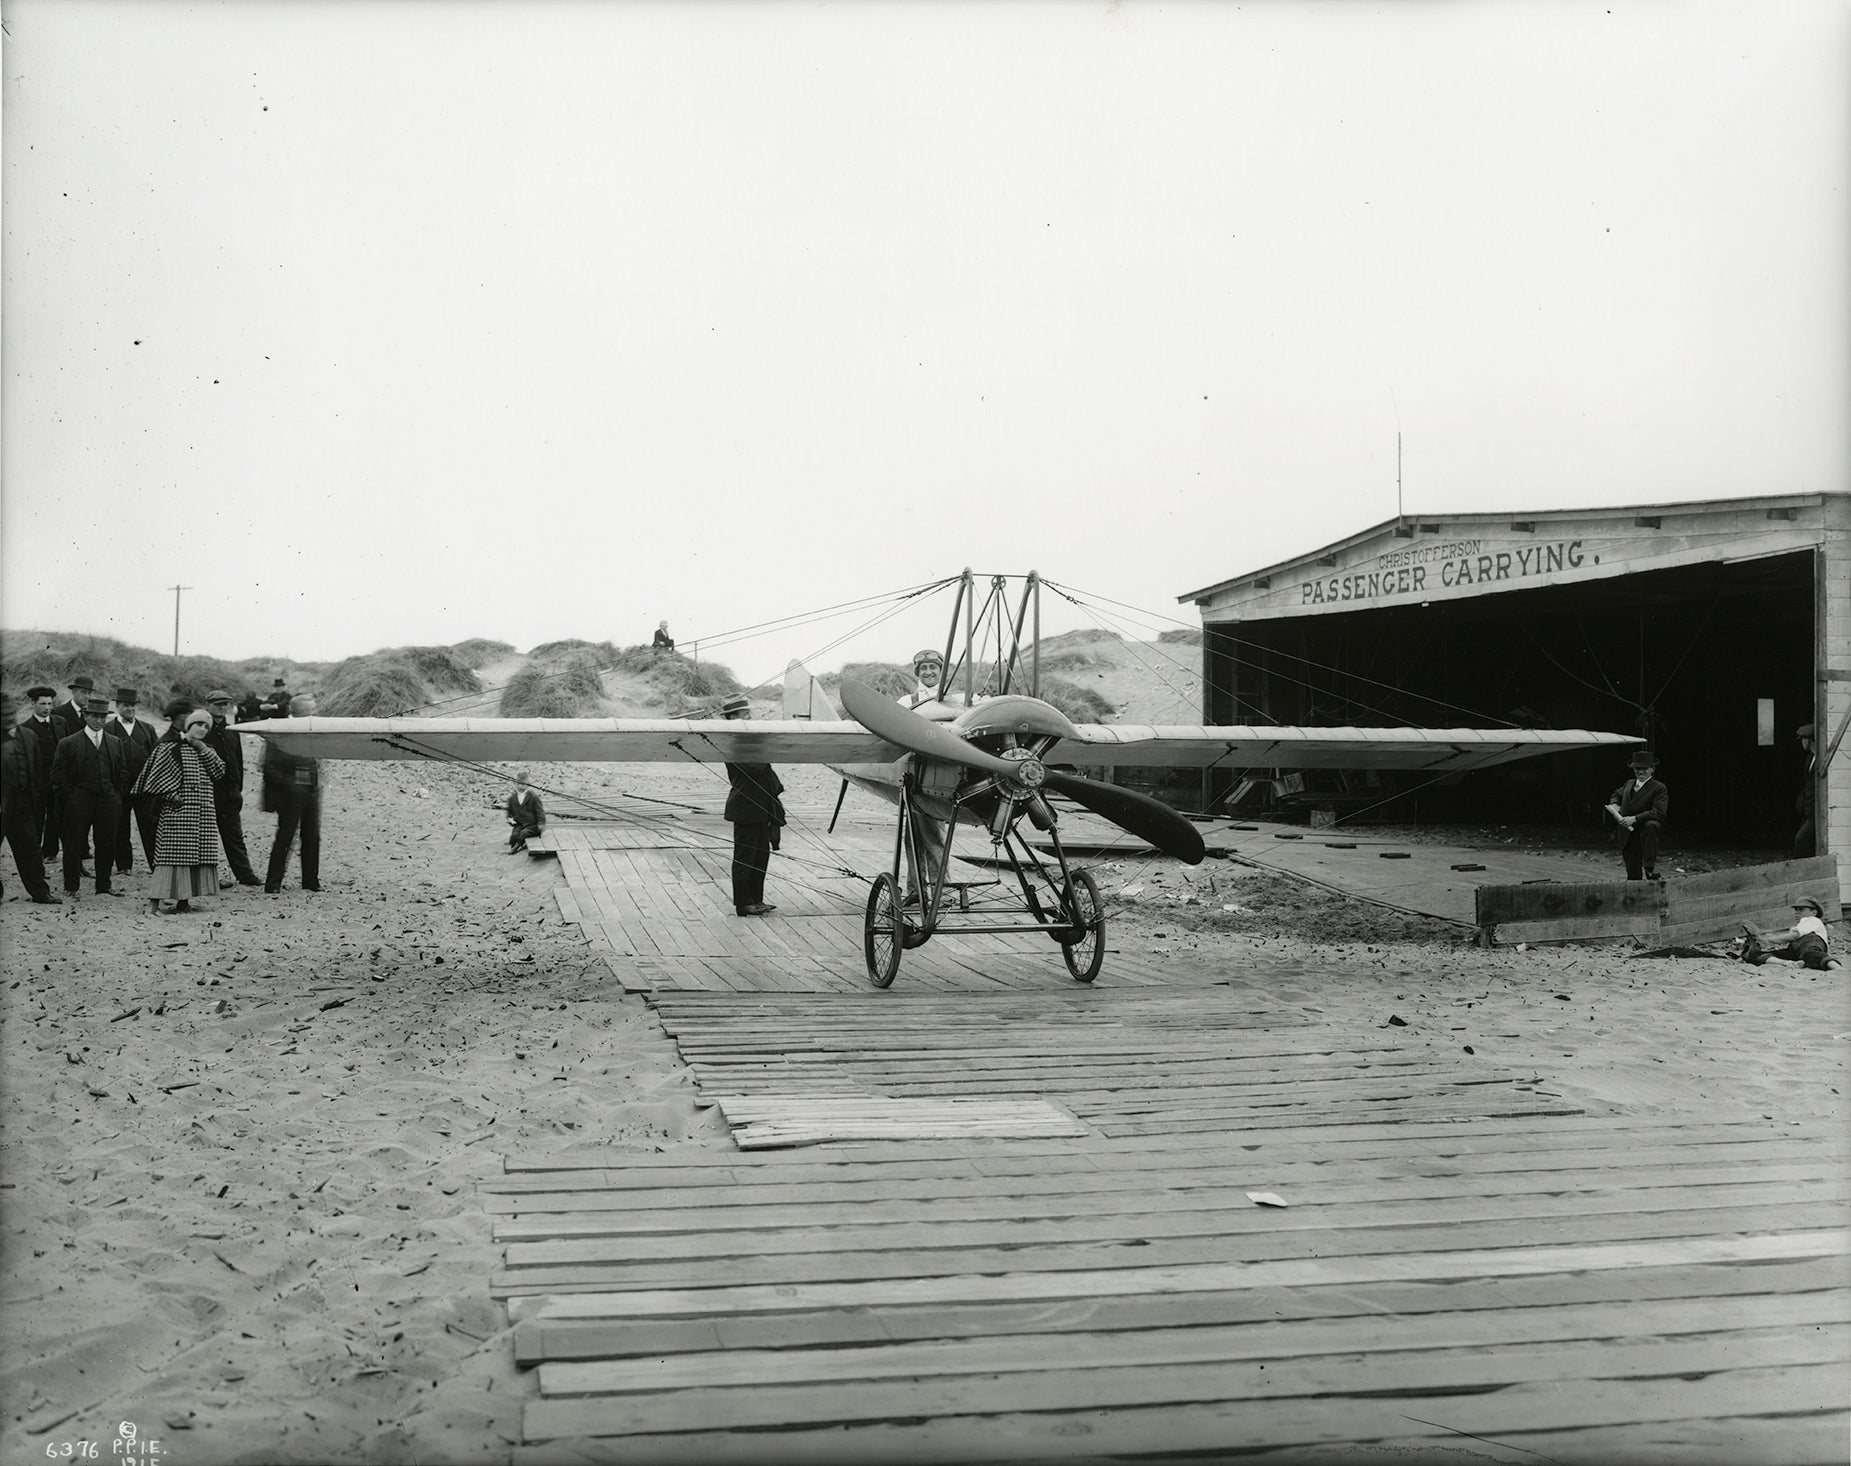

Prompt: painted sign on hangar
[1195,511,1823,624]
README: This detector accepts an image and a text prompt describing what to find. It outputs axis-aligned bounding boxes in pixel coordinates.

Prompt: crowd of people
[0,675,321,912]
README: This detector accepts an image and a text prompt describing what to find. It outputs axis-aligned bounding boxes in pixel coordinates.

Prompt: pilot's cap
[720,695,751,718]
[912,648,944,670]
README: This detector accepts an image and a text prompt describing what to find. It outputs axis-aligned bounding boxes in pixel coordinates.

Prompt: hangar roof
[1179,491,1846,624]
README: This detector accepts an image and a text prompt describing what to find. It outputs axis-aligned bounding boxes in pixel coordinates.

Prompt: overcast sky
[4,0,1845,684]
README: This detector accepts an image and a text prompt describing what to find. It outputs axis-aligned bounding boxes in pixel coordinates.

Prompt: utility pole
[168,584,191,655]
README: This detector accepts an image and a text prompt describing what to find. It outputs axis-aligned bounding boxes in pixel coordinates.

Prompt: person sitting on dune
[506,771,545,853]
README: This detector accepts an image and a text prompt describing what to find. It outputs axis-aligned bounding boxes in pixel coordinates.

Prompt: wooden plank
[1491,913,1664,945]
[519,1230,1849,1315]
[501,1179,1850,1266]
[1475,880,1666,927]
[512,1253,1851,1363]
[492,1162,1841,1239]
[1671,855,1840,898]
[493,1206,1851,1295]
[536,1290,1851,1395]
[512,1369,1851,1463]
[522,1330,1849,1439]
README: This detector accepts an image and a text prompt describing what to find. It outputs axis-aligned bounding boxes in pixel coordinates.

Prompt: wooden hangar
[1180,493,1850,908]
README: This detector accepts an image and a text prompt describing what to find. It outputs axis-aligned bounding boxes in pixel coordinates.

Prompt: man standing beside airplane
[719,695,784,916]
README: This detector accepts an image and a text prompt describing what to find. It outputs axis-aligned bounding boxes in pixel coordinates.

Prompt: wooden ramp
[495,1101,1850,1463]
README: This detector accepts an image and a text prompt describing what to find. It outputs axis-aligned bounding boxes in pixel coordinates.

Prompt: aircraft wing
[1058,724,1642,772]
[234,714,1638,774]
[231,717,904,764]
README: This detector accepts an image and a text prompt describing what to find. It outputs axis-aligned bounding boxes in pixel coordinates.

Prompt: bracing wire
[403,576,961,716]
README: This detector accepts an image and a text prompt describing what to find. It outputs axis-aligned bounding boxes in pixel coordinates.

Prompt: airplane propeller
[838,680,1205,865]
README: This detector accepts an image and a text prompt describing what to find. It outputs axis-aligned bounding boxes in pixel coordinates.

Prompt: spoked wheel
[1060,868,1104,983]
[864,872,903,989]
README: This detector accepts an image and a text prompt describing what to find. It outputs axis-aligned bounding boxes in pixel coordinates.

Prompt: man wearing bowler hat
[1,692,58,903]
[50,696,130,897]
[203,690,263,885]
[43,675,97,864]
[719,694,785,916]
[1604,749,1667,882]
[1741,896,1841,971]
[104,689,159,871]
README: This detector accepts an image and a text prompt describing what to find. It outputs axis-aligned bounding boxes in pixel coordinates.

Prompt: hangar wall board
[1822,496,1850,902]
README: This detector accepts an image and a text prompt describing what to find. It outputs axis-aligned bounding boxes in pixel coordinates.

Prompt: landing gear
[864,872,902,989]
[1060,868,1104,983]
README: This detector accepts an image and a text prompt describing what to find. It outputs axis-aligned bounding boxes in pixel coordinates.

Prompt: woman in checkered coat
[131,704,226,914]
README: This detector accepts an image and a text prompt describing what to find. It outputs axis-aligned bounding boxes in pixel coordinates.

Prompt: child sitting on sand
[1741,897,1842,971]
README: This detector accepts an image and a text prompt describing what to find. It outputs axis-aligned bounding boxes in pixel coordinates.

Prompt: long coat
[1608,776,1668,842]
[204,719,245,796]
[104,716,158,789]
[1,730,43,826]
[261,742,319,813]
[723,763,785,825]
[134,741,226,867]
[21,717,59,802]
[51,728,131,799]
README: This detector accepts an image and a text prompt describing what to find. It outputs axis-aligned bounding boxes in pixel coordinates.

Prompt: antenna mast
[1396,432,1403,522]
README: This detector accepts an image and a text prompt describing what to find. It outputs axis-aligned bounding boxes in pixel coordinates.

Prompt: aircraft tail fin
[782,659,839,721]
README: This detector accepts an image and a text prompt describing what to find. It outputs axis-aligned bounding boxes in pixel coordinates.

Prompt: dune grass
[499,650,609,716]
[449,638,517,669]
[316,645,482,716]
[3,630,312,715]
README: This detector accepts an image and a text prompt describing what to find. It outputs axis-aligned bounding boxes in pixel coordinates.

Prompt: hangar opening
[1181,495,1847,900]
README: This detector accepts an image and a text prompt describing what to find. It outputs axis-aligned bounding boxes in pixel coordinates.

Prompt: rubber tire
[864,872,902,989]
[1060,868,1104,983]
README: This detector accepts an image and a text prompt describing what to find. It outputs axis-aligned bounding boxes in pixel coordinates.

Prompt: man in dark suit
[237,691,264,725]
[719,695,785,916]
[50,696,130,897]
[42,675,96,864]
[1604,749,1668,882]
[2,692,58,903]
[263,691,320,892]
[104,688,160,871]
[203,690,263,885]
[23,686,62,858]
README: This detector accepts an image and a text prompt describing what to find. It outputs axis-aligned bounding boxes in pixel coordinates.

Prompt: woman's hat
[1628,749,1657,770]
[720,694,751,717]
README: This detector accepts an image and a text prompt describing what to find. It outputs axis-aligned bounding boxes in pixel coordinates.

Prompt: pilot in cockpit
[900,649,966,720]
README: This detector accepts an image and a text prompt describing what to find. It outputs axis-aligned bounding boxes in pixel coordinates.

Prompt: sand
[2,745,1845,1464]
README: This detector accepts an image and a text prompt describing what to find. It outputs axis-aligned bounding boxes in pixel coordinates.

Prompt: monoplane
[238,570,1639,987]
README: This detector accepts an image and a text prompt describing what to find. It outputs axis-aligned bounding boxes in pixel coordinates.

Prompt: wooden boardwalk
[495,812,1851,1462]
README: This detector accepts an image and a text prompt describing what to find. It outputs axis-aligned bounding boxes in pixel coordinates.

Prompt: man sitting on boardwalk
[506,770,545,853]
